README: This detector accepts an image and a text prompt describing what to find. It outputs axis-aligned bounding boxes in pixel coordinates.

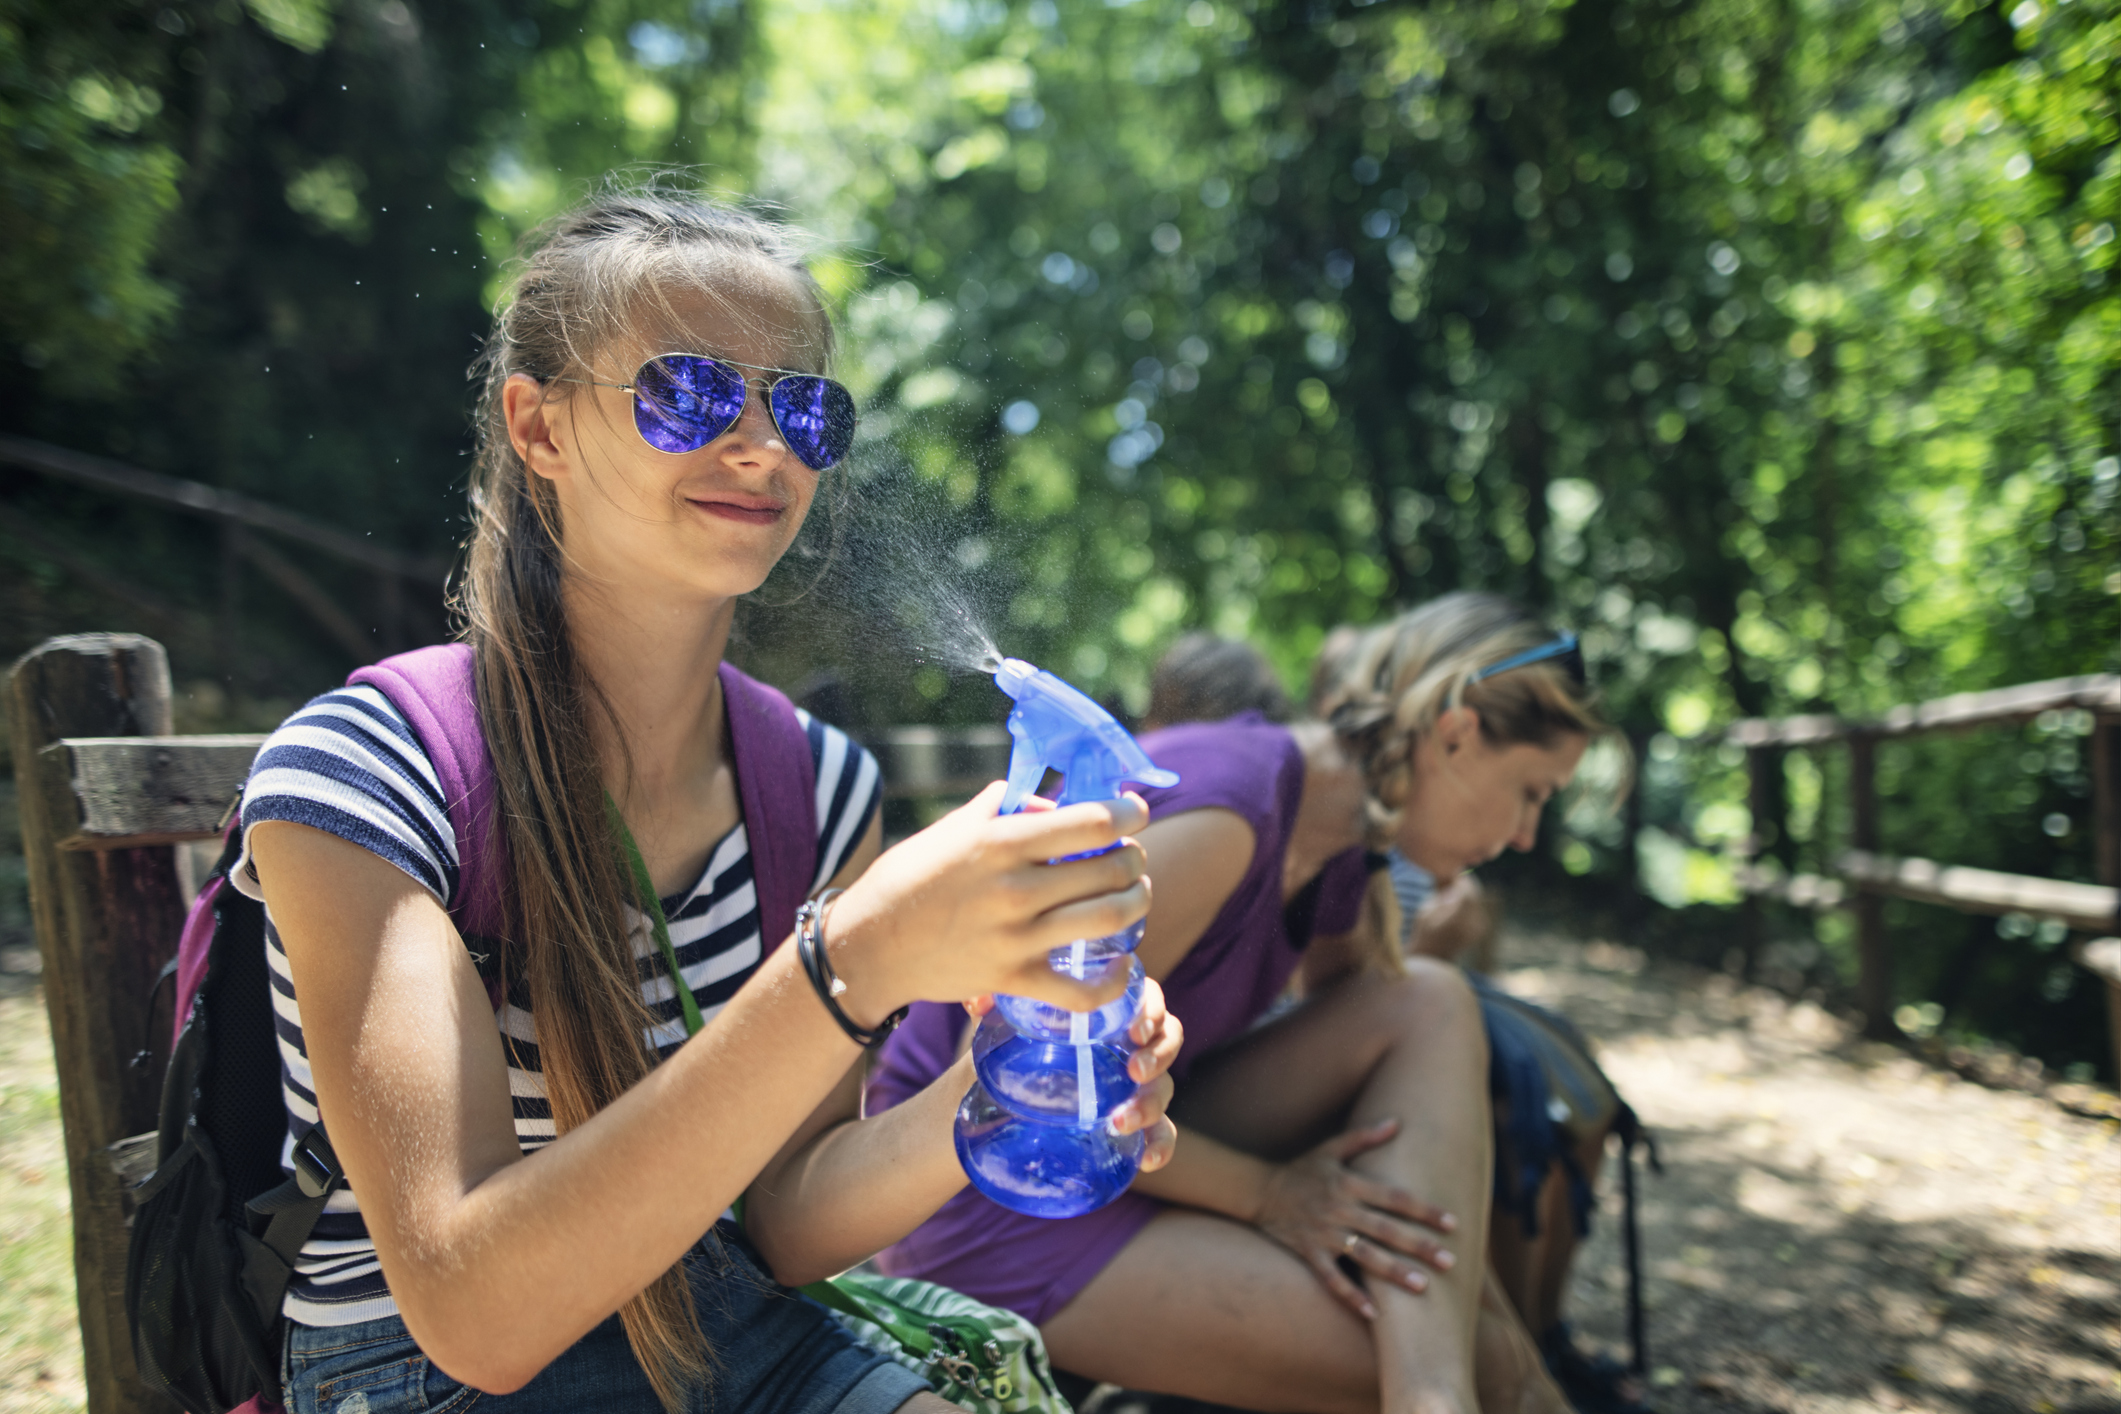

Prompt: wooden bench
[9,631,1018,1414]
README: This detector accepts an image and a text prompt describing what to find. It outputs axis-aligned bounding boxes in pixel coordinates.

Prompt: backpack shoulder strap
[347,644,506,943]
[718,661,818,953]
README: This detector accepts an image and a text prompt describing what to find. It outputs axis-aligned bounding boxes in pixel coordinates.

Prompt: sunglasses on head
[1469,631,1585,686]
[582,353,858,470]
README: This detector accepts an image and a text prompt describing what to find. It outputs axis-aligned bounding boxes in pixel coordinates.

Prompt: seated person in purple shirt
[870,592,1609,1414]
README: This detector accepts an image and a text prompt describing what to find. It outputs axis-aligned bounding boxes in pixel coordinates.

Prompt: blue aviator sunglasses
[1469,631,1585,685]
[587,353,858,470]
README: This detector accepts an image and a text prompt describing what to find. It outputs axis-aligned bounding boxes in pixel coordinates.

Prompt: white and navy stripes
[229,685,880,1327]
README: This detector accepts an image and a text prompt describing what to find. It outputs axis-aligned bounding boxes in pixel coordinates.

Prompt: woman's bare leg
[1042,1210,1381,1414]
[1048,958,1534,1414]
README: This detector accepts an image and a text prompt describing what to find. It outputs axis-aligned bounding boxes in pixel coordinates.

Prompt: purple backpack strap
[348,644,507,945]
[718,661,818,953]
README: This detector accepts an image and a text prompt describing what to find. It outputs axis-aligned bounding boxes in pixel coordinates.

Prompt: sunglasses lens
[770,376,858,470]
[632,356,747,453]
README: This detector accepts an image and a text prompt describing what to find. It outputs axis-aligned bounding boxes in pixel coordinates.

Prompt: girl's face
[1392,707,1587,884]
[505,263,828,607]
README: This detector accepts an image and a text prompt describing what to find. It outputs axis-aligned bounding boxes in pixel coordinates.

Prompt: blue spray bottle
[953,658,1180,1219]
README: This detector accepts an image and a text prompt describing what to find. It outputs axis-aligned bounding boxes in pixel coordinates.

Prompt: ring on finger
[1343,1232,1360,1254]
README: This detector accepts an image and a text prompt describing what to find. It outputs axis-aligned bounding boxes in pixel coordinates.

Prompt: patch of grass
[0,986,86,1412]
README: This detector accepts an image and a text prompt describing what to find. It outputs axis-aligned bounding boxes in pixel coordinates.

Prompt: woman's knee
[1377,956,1485,1051]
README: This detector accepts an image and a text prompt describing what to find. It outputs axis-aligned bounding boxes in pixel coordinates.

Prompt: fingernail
[1112,798,1147,831]
[1440,1213,1458,1232]
[1435,1250,1455,1270]
[1404,1274,1426,1292]
[1361,1301,1378,1321]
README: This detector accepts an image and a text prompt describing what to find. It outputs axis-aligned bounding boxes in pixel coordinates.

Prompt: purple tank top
[865,715,1368,1324]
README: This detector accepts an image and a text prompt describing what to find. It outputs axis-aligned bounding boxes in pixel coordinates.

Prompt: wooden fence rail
[1,434,450,661]
[1724,672,2121,1073]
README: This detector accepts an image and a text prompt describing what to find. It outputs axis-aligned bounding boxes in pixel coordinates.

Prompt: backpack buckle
[292,1128,342,1199]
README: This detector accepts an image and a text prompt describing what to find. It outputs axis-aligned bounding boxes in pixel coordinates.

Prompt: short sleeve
[231,686,459,908]
[801,711,882,891]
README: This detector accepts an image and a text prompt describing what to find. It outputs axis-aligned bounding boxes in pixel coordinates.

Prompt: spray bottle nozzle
[993,657,1179,814]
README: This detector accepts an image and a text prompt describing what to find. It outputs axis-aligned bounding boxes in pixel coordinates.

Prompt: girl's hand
[1111,976,1181,1171]
[826,783,1151,1024]
[1251,1119,1458,1320]
[967,976,1184,1171]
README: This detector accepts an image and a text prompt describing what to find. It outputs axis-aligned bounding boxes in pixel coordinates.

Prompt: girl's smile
[686,487,789,525]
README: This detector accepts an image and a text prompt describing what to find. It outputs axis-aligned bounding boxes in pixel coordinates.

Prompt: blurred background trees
[2,0,2115,1072]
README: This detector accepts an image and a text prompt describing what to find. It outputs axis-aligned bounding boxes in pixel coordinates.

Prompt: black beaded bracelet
[796,889,906,1047]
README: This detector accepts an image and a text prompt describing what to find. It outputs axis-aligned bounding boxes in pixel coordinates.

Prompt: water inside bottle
[955,1081,1146,1219]
[972,1018,1139,1125]
[995,954,1145,1043]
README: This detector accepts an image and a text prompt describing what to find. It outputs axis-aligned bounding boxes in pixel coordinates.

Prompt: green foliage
[0,0,182,394]
[1,0,2114,1069]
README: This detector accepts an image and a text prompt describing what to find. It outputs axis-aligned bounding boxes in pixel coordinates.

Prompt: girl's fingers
[1109,1074,1173,1135]
[1128,1003,1182,1084]
[999,841,1148,919]
[1019,879,1151,955]
[1350,1211,1455,1271]
[1129,975,1167,1044]
[1324,1118,1399,1160]
[1308,1252,1377,1322]
[1348,1236,1431,1295]
[961,994,996,1017]
[1138,1116,1178,1172]
[1348,1174,1456,1234]
[991,792,1149,861]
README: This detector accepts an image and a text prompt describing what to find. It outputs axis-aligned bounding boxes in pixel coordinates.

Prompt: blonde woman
[873,592,1607,1414]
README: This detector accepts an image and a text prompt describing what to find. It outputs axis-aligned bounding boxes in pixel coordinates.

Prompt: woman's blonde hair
[457,181,831,1409]
[1313,592,1613,848]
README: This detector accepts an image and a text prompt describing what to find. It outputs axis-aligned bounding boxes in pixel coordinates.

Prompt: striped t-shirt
[228,684,881,1327]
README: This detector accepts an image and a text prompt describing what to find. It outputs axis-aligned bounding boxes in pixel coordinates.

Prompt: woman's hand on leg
[1255,1118,1460,1319]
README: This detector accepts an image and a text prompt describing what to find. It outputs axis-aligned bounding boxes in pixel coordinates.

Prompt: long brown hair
[456,183,832,1408]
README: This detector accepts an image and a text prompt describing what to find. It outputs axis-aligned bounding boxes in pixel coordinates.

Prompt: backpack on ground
[123,646,817,1413]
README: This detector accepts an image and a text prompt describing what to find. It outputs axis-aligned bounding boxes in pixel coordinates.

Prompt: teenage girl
[872,593,1608,1414]
[235,188,1180,1412]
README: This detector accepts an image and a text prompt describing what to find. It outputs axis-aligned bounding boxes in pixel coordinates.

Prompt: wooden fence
[1,435,450,662]
[1725,672,2121,1072]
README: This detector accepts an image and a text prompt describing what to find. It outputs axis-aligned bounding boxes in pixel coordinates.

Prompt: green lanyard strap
[605,795,707,1039]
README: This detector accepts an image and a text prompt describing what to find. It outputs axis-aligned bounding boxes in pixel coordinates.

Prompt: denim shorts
[283,1225,930,1414]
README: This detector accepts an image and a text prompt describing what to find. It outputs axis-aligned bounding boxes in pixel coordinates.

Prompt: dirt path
[1,934,2116,1414]
[1503,931,2121,1414]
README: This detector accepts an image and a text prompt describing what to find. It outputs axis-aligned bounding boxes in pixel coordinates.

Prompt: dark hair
[458,181,830,1408]
[1142,634,1293,731]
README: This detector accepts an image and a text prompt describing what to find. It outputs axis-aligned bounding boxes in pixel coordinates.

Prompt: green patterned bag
[803,1270,1073,1414]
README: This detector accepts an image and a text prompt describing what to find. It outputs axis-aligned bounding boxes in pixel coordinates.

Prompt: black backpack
[125,822,343,1413]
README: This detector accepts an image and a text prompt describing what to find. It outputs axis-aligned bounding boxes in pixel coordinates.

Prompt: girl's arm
[745,813,1181,1285]
[258,785,1148,1394]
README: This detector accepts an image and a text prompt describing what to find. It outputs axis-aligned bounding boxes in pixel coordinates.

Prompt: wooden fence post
[1849,733,1893,1038]
[1741,745,1768,971]
[2092,716,2121,1082]
[9,634,185,1414]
